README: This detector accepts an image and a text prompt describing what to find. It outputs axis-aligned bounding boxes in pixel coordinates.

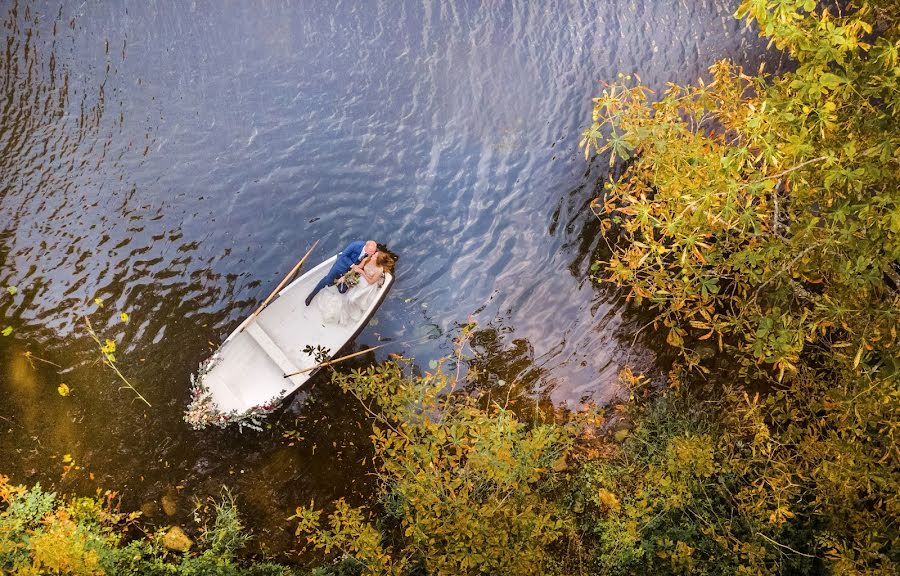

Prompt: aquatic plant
[84,316,151,407]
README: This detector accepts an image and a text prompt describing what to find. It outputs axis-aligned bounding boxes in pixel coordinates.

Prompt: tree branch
[740,156,827,190]
[772,183,780,236]
[753,246,815,298]
[756,531,817,558]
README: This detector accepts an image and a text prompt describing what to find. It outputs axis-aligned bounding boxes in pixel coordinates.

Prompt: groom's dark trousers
[306,240,366,305]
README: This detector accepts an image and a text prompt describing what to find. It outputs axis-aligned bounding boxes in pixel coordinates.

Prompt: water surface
[0,0,770,555]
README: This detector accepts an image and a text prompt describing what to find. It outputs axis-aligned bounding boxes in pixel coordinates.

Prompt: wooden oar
[283,343,387,378]
[239,240,318,333]
[281,333,438,379]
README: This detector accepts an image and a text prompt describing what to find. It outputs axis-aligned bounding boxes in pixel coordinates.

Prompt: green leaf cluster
[577,1,900,574]
[573,362,898,575]
[0,476,296,575]
[294,358,585,576]
[582,0,899,378]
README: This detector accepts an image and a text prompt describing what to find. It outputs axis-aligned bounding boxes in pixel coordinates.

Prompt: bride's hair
[376,252,396,273]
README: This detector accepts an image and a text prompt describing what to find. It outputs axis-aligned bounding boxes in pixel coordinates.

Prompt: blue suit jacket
[309,240,371,300]
[335,240,367,275]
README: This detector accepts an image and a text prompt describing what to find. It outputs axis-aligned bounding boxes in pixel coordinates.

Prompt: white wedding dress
[316,260,383,326]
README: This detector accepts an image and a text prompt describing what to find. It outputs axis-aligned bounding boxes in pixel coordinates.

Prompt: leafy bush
[0,479,119,575]
[581,0,899,378]
[293,353,590,576]
[578,1,900,574]
[0,475,297,575]
[572,364,899,575]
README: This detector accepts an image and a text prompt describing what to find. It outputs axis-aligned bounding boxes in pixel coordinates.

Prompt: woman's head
[375,251,395,273]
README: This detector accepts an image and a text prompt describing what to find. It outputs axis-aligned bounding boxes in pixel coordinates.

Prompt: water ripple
[0,0,773,544]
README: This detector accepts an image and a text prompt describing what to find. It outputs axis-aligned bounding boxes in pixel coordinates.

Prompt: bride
[317,251,395,325]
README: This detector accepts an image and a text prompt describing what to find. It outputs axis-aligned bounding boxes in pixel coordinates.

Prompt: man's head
[364,240,377,257]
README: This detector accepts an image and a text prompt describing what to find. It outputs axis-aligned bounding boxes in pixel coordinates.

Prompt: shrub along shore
[2,1,897,574]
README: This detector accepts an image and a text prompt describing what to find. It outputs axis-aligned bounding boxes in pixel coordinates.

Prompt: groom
[305,239,378,306]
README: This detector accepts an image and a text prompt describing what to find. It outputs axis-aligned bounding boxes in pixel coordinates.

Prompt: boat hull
[197,255,394,417]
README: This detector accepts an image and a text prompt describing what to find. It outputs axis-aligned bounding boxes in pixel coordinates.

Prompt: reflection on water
[0,0,770,551]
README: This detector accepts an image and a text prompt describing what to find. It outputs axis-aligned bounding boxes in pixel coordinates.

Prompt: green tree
[293,350,589,576]
[575,364,897,575]
[579,1,899,574]
[582,0,898,378]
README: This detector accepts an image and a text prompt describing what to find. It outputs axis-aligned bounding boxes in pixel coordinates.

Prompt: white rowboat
[190,255,393,424]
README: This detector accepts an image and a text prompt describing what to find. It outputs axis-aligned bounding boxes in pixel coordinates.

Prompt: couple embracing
[305,239,395,325]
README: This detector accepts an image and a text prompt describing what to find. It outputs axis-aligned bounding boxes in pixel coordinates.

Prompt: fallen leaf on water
[62,454,72,463]
[94,297,104,307]
[89,472,95,481]
[1,326,12,337]
[120,312,129,323]
[6,286,17,295]
[57,383,71,396]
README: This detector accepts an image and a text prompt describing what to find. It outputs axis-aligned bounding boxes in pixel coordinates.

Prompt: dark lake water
[1,0,770,556]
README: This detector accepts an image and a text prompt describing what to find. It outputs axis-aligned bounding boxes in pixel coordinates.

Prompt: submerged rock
[140,501,159,517]
[162,526,192,552]
[696,342,716,360]
[161,494,178,516]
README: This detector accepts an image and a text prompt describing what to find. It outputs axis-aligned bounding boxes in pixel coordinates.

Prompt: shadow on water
[553,156,678,370]
[1,0,775,556]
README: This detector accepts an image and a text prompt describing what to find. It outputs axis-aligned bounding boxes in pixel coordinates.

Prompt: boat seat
[245,322,305,387]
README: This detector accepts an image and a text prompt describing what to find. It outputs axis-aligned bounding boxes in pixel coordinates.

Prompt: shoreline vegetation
[2,0,897,574]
